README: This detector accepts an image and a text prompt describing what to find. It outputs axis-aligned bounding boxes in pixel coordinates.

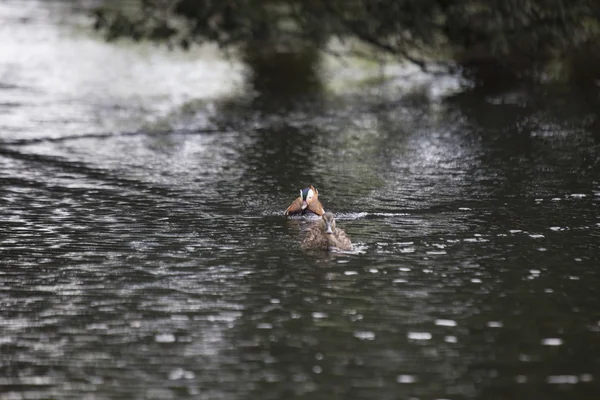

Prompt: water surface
[1,2,600,399]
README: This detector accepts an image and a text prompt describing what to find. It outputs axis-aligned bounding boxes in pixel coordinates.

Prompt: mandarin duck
[301,212,352,251]
[284,185,325,216]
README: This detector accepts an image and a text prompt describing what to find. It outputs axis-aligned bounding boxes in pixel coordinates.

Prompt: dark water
[2,2,600,400]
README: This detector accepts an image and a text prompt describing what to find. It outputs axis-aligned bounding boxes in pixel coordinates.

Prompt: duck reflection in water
[284,185,325,216]
[302,212,352,251]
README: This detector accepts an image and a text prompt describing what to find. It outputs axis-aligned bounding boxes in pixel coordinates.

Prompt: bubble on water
[516,375,527,383]
[529,234,545,239]
[487,321,503,328]
[399,267,411,272]
[570,193,586,198]
[393,279,407,283]
[444,335,457,343]
[471,278,482,283]
[312,312,327,319]
[257,323,272,329]
[344,271,358,276]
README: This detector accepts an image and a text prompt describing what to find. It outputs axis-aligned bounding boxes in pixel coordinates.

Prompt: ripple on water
[407,332,432,341]
[435,319,457,327]
[396,374,417,383]
[334,212,369,220]
[2,4,600,398]
[542,338,563,346]
[546,375,579,384]
[169,368,195,380]
[154,333,176,343]
[353,331,376,340]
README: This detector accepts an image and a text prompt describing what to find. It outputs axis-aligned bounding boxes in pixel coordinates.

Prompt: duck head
[303,185,325,215]
[284,185,325,216]
[321,212,336,234]
[300,186,317,210]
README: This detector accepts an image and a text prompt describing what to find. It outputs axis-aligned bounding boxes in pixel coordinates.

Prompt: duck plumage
[301,212,352,251]
[284,185,325,216]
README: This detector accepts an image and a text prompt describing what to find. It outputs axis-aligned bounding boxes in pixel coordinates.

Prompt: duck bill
[325,223,333,235]
[301,200,308,210]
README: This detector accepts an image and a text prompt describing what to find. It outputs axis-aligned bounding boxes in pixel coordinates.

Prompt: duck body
[301,212,352,251]
[284,185,325,216]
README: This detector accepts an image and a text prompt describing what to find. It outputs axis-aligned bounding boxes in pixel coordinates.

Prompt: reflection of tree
[242,45,323,102]
[94,0,600,84]
[203,45,325,197]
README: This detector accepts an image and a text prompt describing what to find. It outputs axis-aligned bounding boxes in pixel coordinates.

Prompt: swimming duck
[284,185,325,216]
[301,212,352,251]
